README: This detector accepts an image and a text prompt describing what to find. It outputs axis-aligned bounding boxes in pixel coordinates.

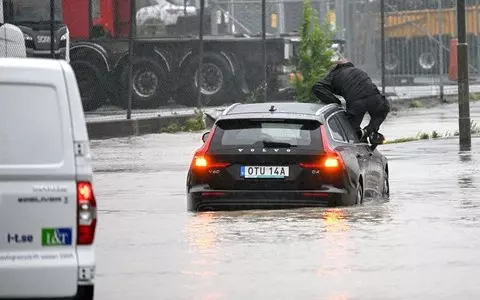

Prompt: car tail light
[77,181,97,245]
[193,156,230,169]
[191,126,230,170]
[300,125,344,170]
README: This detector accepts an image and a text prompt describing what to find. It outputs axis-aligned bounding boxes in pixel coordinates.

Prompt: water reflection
[457,151,476,189]
[184,205,392,298]
[184,212,222,300]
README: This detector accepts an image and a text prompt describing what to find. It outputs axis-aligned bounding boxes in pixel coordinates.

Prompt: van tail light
[299,125,344,170]
[77,181,97,245]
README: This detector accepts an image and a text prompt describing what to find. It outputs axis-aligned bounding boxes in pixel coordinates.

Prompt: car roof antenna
[269,105,277,112]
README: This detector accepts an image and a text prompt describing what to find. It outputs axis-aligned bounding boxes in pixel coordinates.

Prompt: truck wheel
[418,50,436,72]
[119,57,169,109]
[71,60,107,112]
[178,52,235,107]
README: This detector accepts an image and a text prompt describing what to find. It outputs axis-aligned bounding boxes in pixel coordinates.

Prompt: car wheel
[382,171,390,198]
[356,182,364,205]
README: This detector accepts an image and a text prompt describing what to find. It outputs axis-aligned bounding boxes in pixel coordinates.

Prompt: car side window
[336,111,359,143]
[327,116,348,143]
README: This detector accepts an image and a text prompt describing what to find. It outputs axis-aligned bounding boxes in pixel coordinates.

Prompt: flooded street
[90,108,480,300]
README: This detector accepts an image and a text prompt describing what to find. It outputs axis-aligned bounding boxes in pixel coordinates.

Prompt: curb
[87,113,197,140]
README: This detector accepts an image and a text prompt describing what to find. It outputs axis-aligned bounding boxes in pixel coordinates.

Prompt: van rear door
[0,59,78,298]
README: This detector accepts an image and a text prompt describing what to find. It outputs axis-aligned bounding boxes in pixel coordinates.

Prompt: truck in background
[1,0,70,61]
[63,0,299,111]
[1,1,26,57]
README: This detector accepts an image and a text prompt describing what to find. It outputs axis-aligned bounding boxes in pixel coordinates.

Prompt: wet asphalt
[90,103,480,300]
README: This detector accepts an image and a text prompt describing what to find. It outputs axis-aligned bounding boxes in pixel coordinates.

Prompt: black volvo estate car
[186,102,390,212]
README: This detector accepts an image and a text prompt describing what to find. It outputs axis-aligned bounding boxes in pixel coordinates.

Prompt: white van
[0,58,97,300]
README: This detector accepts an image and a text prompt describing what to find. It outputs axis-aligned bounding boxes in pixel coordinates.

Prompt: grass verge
[160,109,206,133]
[385,121,480,144]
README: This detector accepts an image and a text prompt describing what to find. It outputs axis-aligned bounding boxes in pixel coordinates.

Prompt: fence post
[380,0,385,94]
[437,0,444,101]
[126,0,136,120]
[262,0,267,102]
[197,0,206,108]
[476,0,480,75]
[50,0,55,59]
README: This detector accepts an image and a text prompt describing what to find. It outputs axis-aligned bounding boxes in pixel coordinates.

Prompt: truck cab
[2,0,69,61]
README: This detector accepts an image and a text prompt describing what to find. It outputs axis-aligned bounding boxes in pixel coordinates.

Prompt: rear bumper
[0,246,95,299]
[187,186,353,211]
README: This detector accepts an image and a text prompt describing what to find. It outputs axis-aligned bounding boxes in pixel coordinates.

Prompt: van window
[0,83,64,165]
[210,118,322,150]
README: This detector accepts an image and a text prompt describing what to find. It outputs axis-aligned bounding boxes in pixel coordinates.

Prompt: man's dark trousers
[346,94,390,136]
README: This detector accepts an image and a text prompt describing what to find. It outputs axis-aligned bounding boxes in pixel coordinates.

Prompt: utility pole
[457,0,472,151]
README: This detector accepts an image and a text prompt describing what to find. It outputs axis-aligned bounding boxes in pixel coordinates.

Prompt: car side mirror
[201,131,210,143]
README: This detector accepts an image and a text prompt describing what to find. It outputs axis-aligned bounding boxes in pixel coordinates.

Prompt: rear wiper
[262,140,297,148]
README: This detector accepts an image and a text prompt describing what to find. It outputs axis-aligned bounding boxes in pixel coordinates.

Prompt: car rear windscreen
[0,83,64,165]
[210,118,322,149]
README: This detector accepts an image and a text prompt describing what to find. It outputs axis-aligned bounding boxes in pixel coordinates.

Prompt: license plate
[240,166,289,178]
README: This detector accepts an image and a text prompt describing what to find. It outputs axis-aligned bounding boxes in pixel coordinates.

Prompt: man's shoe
[369,132,386,144]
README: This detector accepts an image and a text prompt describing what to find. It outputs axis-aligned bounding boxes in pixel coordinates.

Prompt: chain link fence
[342,0,480,101]
[4,0,480,118]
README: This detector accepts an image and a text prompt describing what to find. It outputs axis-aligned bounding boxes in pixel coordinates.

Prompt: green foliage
[160,111,206,133]
[293,0,335,102]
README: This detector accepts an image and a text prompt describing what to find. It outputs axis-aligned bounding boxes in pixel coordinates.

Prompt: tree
[292,0,335,102]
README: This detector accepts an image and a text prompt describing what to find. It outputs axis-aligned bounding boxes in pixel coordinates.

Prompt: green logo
[41,228,72,246]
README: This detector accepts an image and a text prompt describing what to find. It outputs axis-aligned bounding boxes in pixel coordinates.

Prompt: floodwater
[90,107,480,300]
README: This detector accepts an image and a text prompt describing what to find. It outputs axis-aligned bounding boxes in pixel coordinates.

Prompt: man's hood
[332,61,355,71]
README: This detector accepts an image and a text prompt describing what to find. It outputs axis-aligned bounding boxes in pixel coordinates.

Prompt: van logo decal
[7,233,33,244]
[238,149,243,152]
[41,228,72,246]
[32,185,68,193]
[250,149,255,152]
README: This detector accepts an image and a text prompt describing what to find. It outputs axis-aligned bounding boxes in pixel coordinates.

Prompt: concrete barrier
[87,114,197,140]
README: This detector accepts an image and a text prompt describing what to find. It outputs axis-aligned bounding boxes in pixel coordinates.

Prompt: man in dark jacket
[312,61,390,141]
